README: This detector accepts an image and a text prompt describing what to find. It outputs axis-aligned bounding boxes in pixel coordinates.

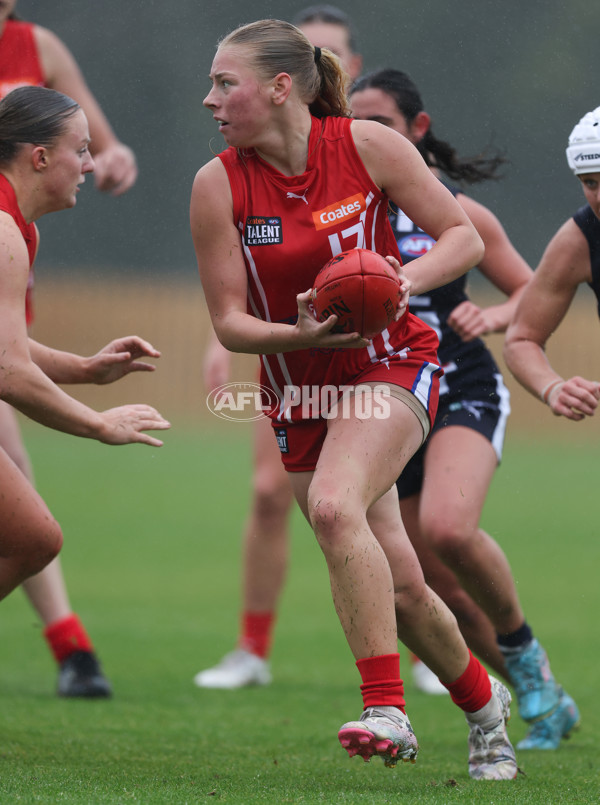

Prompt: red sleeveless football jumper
[0,19,46,325]
[218,116,441,470]
[0,20,45,99]
[0,175,38,324]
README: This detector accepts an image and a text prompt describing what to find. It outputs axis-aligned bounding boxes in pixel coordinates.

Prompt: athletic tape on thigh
[351,382,430,445]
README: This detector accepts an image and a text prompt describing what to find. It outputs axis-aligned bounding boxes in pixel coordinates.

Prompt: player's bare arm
[29,336,161,385]
[34,25,137,194]
[504,218,600,418]
[351,119,483,295]
[0,217,167,444]
[448,195,533,340]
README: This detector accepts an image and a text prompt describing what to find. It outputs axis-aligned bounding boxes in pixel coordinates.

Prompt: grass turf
[0,420,597,803]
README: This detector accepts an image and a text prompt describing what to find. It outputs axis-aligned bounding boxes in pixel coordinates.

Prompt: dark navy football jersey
[389,193,501,400]
[573,204,600,317]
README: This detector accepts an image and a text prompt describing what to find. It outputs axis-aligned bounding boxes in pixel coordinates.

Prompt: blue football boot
[502,639,560,722]
[517,688,580,750]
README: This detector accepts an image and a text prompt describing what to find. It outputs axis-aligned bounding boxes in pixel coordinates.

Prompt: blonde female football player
[192,19,517,779]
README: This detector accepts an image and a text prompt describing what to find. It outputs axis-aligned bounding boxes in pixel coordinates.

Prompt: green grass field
[1,420,598,804]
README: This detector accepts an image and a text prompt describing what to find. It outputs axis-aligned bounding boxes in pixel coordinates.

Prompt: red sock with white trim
[356,653,405,712]
[44,614,94,664]
[238,611,275,659]
[444,651,492,713]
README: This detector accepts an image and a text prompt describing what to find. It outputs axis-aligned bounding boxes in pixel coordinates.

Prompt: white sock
[366,704,405,717]
[466,691,500,727]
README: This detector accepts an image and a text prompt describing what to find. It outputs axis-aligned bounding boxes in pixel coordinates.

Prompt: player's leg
[288,397,515,778]
[419,425,571,739]
[0,401,111,698]
[22,557,112,698]
[419,426,524,631]
[194,414,294,689]
[399,491,508,682]
[288,450,421,768]
[0,447,62,598]
[366,483,515,779]
[395,444,507,689]
[242,413,293,630]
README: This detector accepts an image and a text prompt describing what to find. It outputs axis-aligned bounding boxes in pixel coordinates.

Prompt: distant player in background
[349,68,579,750]
[505,107,600,417]
[195,5,363,692]
[0,87,168,642]
[0,1,137,698]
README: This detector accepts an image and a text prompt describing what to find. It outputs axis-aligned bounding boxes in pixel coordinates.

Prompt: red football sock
[238,611,275,659]
[444,651,492,713]
[44,613,94,663]
[356,653,405,712]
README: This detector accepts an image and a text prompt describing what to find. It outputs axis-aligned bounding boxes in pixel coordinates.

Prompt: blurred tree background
[19,0,600,280]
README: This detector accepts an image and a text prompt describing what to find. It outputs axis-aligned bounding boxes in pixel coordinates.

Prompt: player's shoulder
[350,118,404,149]
[31,23,78,82]
[0,207,19,230]
[537,217,592,286]
[0,211,32,261]
[548,216,589,257]
[350,118,425,176]
[192,156,229,194]
[31,22,65,53]
[190,157,233,223]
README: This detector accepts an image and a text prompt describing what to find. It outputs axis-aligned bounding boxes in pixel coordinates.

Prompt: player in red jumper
[0,87,168,629]
[0,1,137,697]
[191,19,517,780]
[0,5,137,193]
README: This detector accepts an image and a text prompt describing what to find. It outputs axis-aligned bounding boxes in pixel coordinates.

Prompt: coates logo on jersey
[397,233,436,258]
[244,216,283,246]
[313,194,366,231]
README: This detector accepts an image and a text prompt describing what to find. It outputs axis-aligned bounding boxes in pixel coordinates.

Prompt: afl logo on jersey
[244,216,283,246]
[398,234,435,258]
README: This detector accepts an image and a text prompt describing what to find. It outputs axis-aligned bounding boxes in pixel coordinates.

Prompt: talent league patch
[275,427,289,454]
[244,216,283,246]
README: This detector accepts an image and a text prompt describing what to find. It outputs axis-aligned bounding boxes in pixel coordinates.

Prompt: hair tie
[314,46,322,65]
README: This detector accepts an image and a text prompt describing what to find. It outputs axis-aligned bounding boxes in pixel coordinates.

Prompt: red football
[312,249,401,338]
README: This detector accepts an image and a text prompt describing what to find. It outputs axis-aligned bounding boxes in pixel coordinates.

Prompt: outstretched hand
[98,404,170,447]
[85,336,161,385]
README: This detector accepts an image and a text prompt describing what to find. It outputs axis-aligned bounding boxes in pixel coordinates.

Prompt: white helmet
[566,106,600,174]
